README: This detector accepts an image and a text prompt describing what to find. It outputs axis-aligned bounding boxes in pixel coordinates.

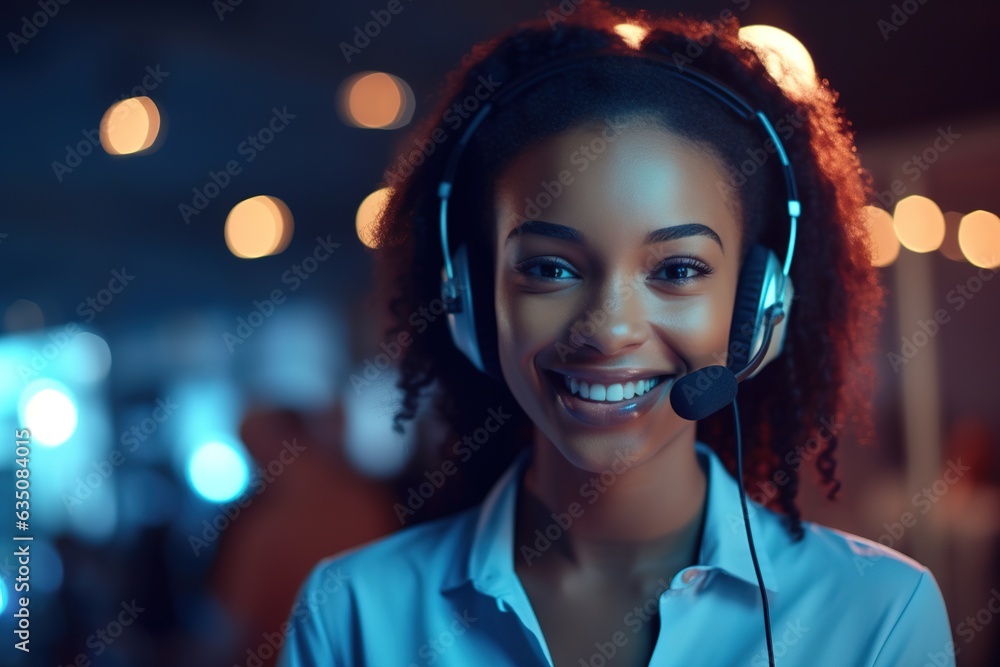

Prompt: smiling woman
[279,2,955,666]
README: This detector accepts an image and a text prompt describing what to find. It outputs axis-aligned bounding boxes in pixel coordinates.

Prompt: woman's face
[493,119,743,472]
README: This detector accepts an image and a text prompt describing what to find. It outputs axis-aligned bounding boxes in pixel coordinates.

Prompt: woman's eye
[516,259,578,281]
[516,258,711,285]
[653,259,712,284]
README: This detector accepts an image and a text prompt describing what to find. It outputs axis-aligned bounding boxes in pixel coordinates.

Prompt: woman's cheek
[657,298,731,366]
[705,299,736,365]
[497,286,552,356]
[510,295,568,350]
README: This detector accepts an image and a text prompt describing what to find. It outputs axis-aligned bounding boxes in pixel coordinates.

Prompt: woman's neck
[516,426,708,578]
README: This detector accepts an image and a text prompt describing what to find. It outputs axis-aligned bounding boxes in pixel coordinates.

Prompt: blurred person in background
[210,403,398,667]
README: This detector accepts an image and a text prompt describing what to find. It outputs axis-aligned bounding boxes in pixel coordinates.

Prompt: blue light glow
[19,381,78,447]
[186,441,250,503]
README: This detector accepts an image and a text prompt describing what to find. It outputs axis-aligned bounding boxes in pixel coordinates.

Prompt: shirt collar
[441,440,779,596]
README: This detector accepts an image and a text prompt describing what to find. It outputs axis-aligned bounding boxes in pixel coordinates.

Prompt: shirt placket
[495,584,557,667]
[647,565,713,666]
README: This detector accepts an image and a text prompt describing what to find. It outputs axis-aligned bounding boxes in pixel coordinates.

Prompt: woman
[279,3,954,665]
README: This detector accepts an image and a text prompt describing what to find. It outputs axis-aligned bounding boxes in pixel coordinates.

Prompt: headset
[434,46,801,667]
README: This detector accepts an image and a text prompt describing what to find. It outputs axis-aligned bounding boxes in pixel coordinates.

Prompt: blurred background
[2,0,999,665]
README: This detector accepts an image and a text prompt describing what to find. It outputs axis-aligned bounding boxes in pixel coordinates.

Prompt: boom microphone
[669,305,785,421]
[670,367,738,421]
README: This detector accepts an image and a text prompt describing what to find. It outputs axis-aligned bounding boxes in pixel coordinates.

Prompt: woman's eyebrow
[505,219,724,252]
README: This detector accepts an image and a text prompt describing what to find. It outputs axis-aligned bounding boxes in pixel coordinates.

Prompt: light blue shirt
[278,441,955,666]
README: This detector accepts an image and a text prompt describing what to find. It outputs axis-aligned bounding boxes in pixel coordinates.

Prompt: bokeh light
[3,299,44,332]
[339,72,414,129]
[893,195,945,253]
[20,382,78,447]
[614,23,648,49]
[342,367,416,478]
[863,205,900,267]
[225,195,294,259]
[356,187,391,249]
[958,209,1000,268]
[187,441,250,503]
[65,331,112,384]
[738,25,817,97]
[100,96,160,155]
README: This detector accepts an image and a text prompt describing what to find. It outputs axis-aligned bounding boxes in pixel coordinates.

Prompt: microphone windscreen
[669,366,738,421]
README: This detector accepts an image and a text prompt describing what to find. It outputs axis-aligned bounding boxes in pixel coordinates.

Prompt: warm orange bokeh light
[958,210,1000,269]
[356,187,391,249]
[863,205,900,267]
[225,195,294,259]
[893,195,945,253]
[100,96,160,155]
[613,23,648,49]
[341,72,413,129]
[738,25,817,98]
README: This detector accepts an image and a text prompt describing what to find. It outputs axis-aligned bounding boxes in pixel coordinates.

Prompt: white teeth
[561,374,666,402]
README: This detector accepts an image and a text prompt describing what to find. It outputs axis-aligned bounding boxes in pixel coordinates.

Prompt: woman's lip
[545,368,673,385]
[543,369,674,427]
[543,369,672,393]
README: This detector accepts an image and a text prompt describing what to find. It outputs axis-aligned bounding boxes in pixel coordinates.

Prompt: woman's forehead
[492,122,743,247]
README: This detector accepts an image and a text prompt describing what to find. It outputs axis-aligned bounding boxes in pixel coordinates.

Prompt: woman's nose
[571,277,650,357]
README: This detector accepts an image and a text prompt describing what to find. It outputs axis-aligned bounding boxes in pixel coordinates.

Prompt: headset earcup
[444,244,502,381]
[756,274,793,375]
[467,240,502,381]
[727,244,770,374]
[444,244,485,373]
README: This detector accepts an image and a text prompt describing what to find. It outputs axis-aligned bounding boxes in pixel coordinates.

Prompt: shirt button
[682,569,701,584]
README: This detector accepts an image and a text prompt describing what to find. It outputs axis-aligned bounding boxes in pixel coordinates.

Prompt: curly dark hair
[369,0,885,542]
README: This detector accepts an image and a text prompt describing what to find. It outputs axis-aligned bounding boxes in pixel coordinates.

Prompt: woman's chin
[531,404,695,477]
[542,432,656,475]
